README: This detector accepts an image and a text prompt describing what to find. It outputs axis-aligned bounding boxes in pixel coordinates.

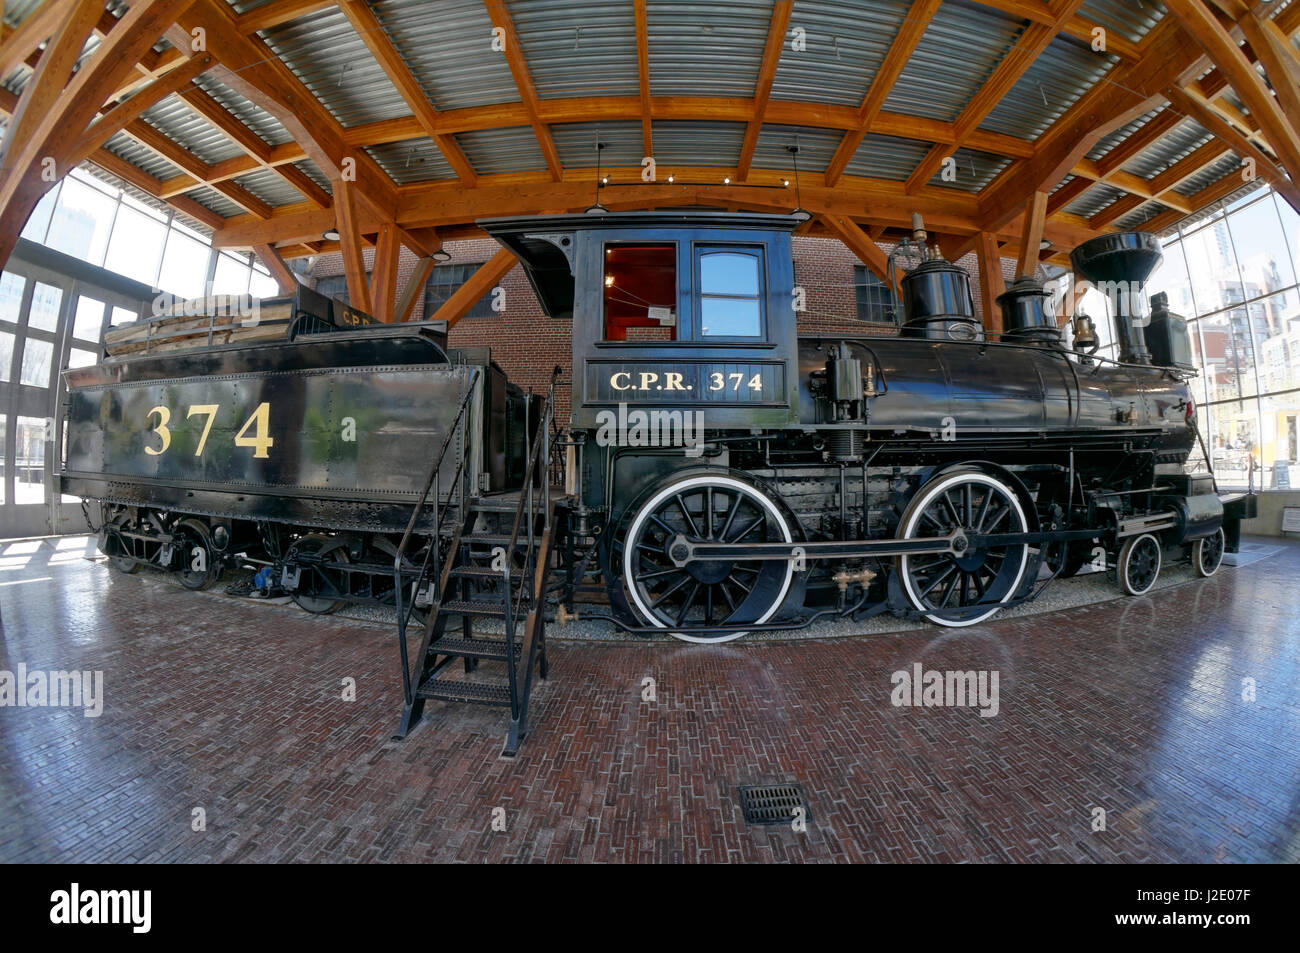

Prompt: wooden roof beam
[736,1,793,181]
[253,242,297,294]
[428,247,516,329]
[483,0,562,182]
[824,0,942,187]
[905,1,1086,194]
[634,0,651,156]
[338,0,476,185]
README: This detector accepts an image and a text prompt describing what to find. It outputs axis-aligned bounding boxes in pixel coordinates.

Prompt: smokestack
[1069,232,1162,365]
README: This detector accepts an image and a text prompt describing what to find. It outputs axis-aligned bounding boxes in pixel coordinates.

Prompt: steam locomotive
[60,211,1253,648]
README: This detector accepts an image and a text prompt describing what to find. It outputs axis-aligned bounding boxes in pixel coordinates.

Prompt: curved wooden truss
[2,0,1300,322]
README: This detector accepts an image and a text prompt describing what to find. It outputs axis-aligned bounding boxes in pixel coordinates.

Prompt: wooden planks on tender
[103,295,298,357]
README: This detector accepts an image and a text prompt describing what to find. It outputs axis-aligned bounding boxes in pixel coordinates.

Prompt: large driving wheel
[287,534,349,613]
[897,469,1032,627]
[619,472,796,643]
[1191,527,1225,578]
[1117,532,1161,595]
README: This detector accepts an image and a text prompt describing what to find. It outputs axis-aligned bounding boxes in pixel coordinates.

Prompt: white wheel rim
[622,474,795,643]
[899,471,1030,628]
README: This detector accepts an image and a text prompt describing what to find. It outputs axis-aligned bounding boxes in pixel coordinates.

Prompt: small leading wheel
[897,468,1032,627]
[1191,527,1226,578]
[619,472,796,643]
[1117,532,1162,595]
[173,518,219,590]
[288,534,349,614]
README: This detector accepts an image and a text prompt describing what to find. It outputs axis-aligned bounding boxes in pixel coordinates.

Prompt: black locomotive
[59,210,1254,752]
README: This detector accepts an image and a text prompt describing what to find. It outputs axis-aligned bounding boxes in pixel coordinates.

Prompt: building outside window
[854,265,899,325]
[422,263,496,320]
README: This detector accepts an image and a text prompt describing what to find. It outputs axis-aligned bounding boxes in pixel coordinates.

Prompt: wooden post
[975,231,1006,333]
[335,178,371,315]
[1015,191,1048,278]
[253,243,296,295]
[370,222,400,323]
[396,257,435,323]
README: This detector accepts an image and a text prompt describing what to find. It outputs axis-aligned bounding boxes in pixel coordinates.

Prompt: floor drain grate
[738,783,810,826]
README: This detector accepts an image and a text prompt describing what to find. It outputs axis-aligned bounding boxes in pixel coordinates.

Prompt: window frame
[692,243,767,342]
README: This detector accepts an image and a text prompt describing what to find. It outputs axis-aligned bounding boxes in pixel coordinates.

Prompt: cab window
[602,243,676,341]
[698,248,763,338]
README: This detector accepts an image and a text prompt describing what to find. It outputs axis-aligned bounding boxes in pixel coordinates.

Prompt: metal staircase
[392,368,560,757]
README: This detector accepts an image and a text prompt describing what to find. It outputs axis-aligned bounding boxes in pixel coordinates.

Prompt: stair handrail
[394,367,480,706]
[499,367,561,705]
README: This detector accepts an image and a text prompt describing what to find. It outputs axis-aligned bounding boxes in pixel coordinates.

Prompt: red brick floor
[1,535,1297,863]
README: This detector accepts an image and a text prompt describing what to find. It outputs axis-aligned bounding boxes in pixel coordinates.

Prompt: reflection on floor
[0,534,1297,862]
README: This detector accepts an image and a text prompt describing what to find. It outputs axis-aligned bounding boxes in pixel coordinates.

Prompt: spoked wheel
[173,518,218,590]
[370,536,430,627]
[897,469,1032,627]
[287,534,349,614]
[1117,532,1162,595]
[1191,527,1225,578]
[619,472,796,643]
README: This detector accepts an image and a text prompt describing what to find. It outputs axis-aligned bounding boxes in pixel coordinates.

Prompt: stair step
[442,598,511,618]
[416,678,513,706]
[427,637,518,661]
[470,497,524,513]
[449,565,525,582]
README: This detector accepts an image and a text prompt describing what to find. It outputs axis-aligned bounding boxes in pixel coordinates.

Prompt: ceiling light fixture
[586,140,609,213]
[431,248,451,262]
[323,229,341,242]
[787,143,809,222]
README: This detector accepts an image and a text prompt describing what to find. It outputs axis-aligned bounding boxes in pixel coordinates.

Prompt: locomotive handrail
[393,367,481,708]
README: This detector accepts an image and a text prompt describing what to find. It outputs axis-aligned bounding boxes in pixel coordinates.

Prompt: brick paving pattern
[1,535,1297,863]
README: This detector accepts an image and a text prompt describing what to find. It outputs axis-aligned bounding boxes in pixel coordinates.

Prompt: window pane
[1198,312,1253,402]
[1252,292,1300,395]
[0,272,25,324]
[1261,392,1300,489]
[0,415,5,504]
[600,244,676,341]
[1183,218,1243,315]
[73,296,105,342]
[28,281,62,333]
[158,230,212,299]
[19,338,53,387]
[250,269,281,299]
[21,186,58,243]
[1227,194,1297,294]
[1147,238,1195,316]
[46,176,116,264]
[111,306,138,327]
[104,205,166,286]
[212,254,251,295]
[14,417,46,505]
[67,347,98,369]
[701,297,760,337]
[0,330,13,383]
[701,252,759,295]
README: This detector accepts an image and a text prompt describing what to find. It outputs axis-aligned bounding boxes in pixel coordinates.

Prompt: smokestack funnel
[1069,231,1162,365]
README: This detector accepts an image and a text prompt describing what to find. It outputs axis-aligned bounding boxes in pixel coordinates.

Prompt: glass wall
[22,168,276,302]
[1149,190,1300,491]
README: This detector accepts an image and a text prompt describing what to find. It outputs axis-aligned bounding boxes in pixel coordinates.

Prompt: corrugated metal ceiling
[552,122,644,168]
[259,5,411,128]
[930,148,1012,192]
[769,0,912,108]
[752,124,843,173]
[884,0,1024,123]
[650,120,747,167]
[233,168,304,207]
[1121,118,1215,179]
[365,138,457,184]
[981,36,1117,141]
[844,133,933,181]
[373,0,522,112]
[510,0,640,99]
[141,95,244,165]
[454,126,548,176]
[647,0,771,99]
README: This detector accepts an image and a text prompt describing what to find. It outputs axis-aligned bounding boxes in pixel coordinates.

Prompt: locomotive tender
[58,210,1255,748]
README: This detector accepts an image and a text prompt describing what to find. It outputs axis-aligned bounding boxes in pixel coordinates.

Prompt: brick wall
[308,235,1019,425]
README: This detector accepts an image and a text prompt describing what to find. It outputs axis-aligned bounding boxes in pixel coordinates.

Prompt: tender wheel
[173,518,218,590]
[1191,527,1225,578]
[897,469,1032,627]
[619,472,796,643]
[287,534,349,614]
[1117,532,1161,595]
